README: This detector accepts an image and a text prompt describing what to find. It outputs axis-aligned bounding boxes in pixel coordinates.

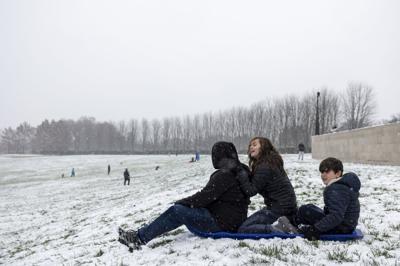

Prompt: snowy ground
[1,154,400,266]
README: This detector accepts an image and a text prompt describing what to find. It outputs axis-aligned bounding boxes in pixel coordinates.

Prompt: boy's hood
[211,141,239,169]
[335,172,361,192]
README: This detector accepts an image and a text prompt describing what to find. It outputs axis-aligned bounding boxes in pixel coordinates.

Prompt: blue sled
[188,227,363,242]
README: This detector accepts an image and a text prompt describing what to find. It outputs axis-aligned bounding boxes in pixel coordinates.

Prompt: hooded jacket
[176,142,250,232]
[314,172,361,233]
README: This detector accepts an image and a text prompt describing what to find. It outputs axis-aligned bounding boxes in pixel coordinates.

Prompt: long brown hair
[248,137,286,175]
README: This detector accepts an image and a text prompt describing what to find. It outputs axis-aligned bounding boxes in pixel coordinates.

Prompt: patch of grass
[134,218,146,224]
[247,256,271,265]
[327,248,353,262]
[41,239,51,245]
[63,229,76,239]
[238,241,251,248]
[369,229,379,238]
[389,223,400,231]
[149,239,173,249]
[164,228,185,236]
[94,249,104,257]
[371,247,394,259]
[168,248,175,254]
[290,244,303,255]
[9,245,24,257]
[202,255,210,260]
[259,245,283,260]
[385,240,400,251]
[385,207,400,212]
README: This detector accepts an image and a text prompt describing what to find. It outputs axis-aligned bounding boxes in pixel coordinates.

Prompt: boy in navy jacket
[276,157,361,240]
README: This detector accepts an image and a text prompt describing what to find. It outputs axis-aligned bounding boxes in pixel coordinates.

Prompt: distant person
[124,168,130,185]
[70,168,75,177]
[189,157,195,163]
[155,166,160,170]
[61,173,65,178]
[108,164,111,175]
[276,157,361,240]
[195,151,200,161]
[298,143,305,160]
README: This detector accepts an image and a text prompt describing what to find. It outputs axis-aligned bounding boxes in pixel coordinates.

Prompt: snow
[1,154,400,265]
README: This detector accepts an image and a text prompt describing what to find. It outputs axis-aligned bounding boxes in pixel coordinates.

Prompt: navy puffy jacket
[314,172,361,233]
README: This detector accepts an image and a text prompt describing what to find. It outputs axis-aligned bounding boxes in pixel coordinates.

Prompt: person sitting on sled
[118,141,250,250]
[276,157,361,240]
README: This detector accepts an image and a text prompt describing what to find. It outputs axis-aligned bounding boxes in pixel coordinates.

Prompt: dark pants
[138,204,221,243]
[296,204,325,225]
[296,204,351,234]
[124,178,130,185]
[238,208,281,233]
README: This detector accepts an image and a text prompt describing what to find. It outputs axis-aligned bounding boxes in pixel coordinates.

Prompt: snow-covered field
[1,154,400,265]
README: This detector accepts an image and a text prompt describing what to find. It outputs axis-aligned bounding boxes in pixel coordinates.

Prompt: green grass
[164,228,185,236]
[389,223,400,231]
[371,247,394,258]
[94,249,104,257]
[258,245,284,261]
[247,256,271,265]
[149,239,173,249]
[327,248,353,262]
[238,241,251,248]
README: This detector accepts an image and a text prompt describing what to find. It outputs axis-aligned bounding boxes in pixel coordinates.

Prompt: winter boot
[273,216,300,234]
[118,227,144,252]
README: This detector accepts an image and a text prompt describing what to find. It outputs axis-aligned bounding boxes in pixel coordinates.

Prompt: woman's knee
[171,204,190,216]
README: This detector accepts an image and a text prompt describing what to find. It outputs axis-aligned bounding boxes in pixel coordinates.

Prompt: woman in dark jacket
[118,141,250,251]
[237,137,297,233]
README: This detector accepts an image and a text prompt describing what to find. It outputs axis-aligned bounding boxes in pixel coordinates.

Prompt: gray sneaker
[275,216,300,234]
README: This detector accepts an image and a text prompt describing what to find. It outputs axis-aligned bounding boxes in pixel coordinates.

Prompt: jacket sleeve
[314,184,351,232]
[237,166,272,197]
[175,171,233,208]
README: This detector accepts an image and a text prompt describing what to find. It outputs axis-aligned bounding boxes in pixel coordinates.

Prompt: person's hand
[236,167,250,183]
[301,225,321,241]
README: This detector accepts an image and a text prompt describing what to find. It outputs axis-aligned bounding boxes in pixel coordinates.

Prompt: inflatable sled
[188,227,363,242]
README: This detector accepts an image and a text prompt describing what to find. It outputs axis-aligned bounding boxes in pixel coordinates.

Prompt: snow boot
[118,227,143,252]
[272,216,300,234]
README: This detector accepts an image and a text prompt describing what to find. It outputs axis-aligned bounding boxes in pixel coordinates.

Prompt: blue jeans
[237,208,281,233]
[138,204,221,243]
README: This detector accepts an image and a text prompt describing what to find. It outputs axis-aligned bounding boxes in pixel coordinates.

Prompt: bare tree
[151,119,162,152]
[388,113,400,123]
[128,119,138,153]
[342,82,376,129]
[141,118,150,152]
[162,118,171,152]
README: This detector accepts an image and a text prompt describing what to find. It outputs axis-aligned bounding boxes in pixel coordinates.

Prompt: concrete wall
[312,123,400,165]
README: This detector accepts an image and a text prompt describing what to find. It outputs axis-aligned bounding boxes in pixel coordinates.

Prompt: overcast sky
[1,0,399,129]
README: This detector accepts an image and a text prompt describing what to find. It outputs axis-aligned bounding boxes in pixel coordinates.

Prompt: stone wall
[312,123,400,165]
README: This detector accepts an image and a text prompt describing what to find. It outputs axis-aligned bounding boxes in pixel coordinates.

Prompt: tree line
[1,82,385,155]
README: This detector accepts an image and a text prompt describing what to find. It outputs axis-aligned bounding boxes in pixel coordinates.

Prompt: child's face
[249,139,261,159]
[320,169,341,185]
